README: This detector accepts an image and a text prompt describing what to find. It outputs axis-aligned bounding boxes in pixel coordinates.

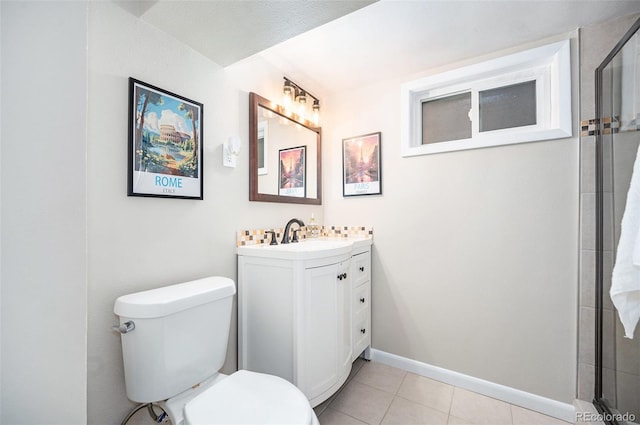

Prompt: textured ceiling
[115,0,376,66]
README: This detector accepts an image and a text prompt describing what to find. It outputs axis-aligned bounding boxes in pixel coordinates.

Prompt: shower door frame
[594,16,640,425]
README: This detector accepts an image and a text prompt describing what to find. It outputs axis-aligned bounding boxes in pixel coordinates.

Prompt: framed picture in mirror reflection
[278,146,306,198]
[343,132,382,197]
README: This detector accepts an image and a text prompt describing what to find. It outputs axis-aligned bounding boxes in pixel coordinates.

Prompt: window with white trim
[401,40,572,156]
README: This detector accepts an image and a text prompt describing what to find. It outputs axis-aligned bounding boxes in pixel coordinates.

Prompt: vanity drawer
[353,283,370,317]
[352,252,370,288]
[352,310,370,361]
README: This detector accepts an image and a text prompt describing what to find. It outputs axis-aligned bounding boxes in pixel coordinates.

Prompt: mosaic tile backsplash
[237,225,373,246]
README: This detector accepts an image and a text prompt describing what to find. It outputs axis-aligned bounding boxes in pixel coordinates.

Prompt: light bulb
[283,81,293,113]
[283,92,292,112]
[297,91,307,122]
[298,103,306,122]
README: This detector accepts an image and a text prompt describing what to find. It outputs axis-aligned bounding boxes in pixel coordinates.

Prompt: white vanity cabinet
[351,245,372,361]
[238,251,352,407]
[302,259,352,402]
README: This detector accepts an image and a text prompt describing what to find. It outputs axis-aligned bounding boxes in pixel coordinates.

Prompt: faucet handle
[292,229,300,243]
[264,230,278,245]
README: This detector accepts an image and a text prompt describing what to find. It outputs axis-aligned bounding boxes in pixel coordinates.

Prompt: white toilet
[114,276,319,425]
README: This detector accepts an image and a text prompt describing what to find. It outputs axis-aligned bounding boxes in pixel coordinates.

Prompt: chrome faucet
[281,218,305,244]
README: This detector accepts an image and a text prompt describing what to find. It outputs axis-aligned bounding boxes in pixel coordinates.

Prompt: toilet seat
[183,370,314,425]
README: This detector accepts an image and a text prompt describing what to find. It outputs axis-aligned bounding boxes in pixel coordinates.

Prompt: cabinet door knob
[359,266,365,272]
[361,328,366,334]
[360,298,365,303]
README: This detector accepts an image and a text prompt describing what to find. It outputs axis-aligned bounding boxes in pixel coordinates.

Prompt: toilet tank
[114,276,236,403]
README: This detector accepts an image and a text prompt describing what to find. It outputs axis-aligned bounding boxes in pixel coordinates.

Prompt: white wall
[1,2,88,423]
[86,3,322,423]
[322,36,580,403]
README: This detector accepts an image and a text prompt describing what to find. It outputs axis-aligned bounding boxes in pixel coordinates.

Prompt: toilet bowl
[181,370,319,425]
[114,276,319,425]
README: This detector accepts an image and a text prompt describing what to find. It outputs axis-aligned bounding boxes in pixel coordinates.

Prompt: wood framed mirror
[249,92,322,205]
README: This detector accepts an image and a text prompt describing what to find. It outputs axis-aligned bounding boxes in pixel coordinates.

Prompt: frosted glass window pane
[479,81,536,132]
[422,92,472,144]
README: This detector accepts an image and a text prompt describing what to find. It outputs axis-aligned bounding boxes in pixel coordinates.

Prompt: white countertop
[237,237,372,260]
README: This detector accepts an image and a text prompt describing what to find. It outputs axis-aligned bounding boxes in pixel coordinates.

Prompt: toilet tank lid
[114,276,236,319]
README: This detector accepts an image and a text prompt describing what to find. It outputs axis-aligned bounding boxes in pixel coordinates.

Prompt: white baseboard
[370,348,576,423]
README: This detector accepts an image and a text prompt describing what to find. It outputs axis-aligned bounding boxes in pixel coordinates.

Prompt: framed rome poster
[128,78,204,199]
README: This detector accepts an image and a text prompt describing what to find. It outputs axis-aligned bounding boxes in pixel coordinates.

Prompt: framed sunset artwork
[278,146,306,198]
[342,132,381,196]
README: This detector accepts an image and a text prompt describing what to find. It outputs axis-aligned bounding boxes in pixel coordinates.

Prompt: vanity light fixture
[282,77,320,126]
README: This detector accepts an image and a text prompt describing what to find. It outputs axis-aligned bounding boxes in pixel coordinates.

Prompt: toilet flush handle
[112,321,135,334]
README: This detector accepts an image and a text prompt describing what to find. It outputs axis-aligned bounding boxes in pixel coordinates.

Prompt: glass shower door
[596,17,640,425]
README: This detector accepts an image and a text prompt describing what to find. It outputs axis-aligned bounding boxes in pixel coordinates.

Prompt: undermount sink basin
[237,238,370,260]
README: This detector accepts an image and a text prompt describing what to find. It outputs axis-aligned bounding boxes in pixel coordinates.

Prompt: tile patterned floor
[314,359,572,425]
